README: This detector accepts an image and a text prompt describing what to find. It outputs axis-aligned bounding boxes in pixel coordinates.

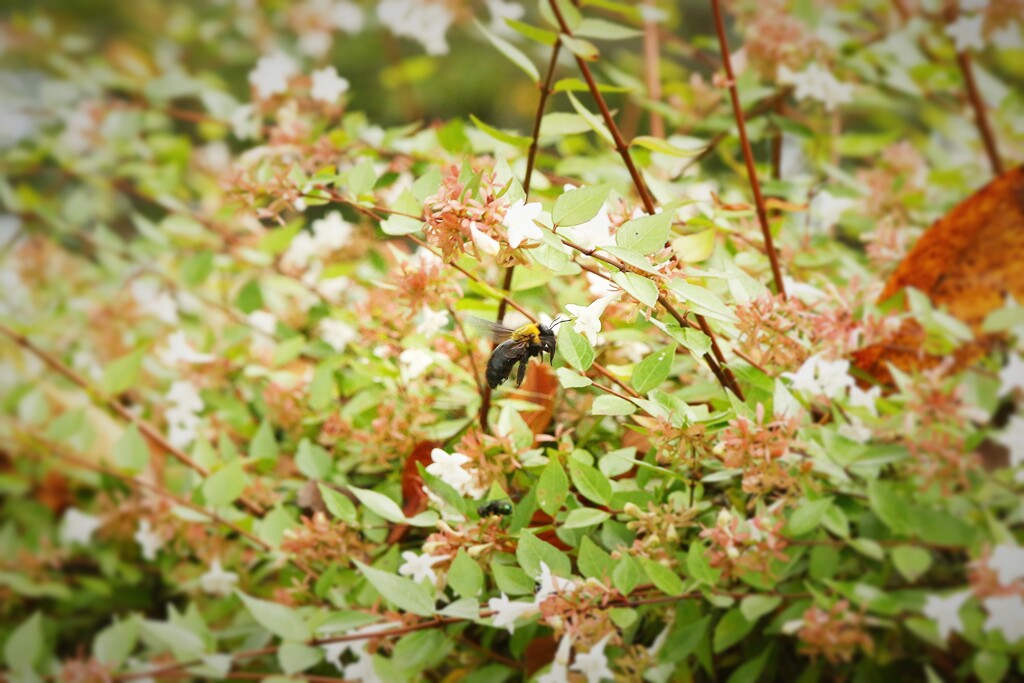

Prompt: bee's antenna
[549,315,572,329]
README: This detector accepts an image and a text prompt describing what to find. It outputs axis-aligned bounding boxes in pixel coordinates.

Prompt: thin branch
[709,0,787,300]
[12,430,319,582]
[547,0,656,214]
[0,324,269,516]
[954,50,1004,176]
[642,0,665,139]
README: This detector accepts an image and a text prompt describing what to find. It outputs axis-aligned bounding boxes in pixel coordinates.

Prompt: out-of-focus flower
[249,52,299,99]
[230,104,261,140]
[397,550,448,584]
[470,222,500,256]
[848,384,881,416]
[282,231,319,271]
[504,199,543,248]
[809,190,854,232]
[487,593,538,633]
[399,348,433,381]
[565,293,620,345]
[1000,353,1024,395]
[485,0,524,33]
[312,211,354,251]
[946,14,985,52]
[415,305,449,337]
[570,632,615,683]
[200,558,238,596]
[425,448,472,491]
[989,544,1024,585]
[60,508,102,546]
[923,590,970,640]
[158,330,215,366]
[537,634,572,683]
[134,520,164,561]
[319,318,357,352]
[535,561,578,602]
[310,66,350,103]
[995,416,1024,474]
[777,63,853,111]
[783,354,854,399]
[130,279,179,325]
[378,0,454,55]
[248,310,278,336]
[983,595,1024,642]
[165,380,204,449]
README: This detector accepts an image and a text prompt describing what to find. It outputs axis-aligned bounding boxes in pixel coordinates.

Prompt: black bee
[473,317,569,388]
[477,500,514,517]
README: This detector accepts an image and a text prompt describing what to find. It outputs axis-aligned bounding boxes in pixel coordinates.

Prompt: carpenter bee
[477,499,514,517]
[473,316,569,389]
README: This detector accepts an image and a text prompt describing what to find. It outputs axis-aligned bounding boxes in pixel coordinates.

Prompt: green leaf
[492,562,534,595]
[660,615,710,664]
[575,17,643,40]
[552,184,610,227]
[348,485,405,524]
[139,620,205,660]
[318,484,358,525]
[615,212,672,255]
[94,618,139,668]
[558,324,594,371]
[892,546,932,583]
[296,439,333,480]
[249,419,279,461]
[278,643,322,675]
[562,508,610,529]
[469,114,531,148]
[609,607,638,630]
[559,34,599,60]
[631,136,705,157]
[181,250,214,286]
[272,335,306,366]
[578,537,614,580]
[235,279,264,314]
[598,447,636,478]
[102,347,147,395]
[347,158,377,197]
[568,458,612,505]
[114,424,149,474]
[536,458,569,515]
[506,18,558,45]
[686,542,721,586]
[974,651,1009,683]
[671,229,716,263]
[353,561,435,617]
[448,549,484,599]
[516,530,572,578]
[640,558,685,596]
[4,612,43,674]
[713,609,753,653]
[556,367,592,388]
[393,630,452,672]
[566,91,613,144]
[786,497,833,536]
[868,480,911,535]
[850,538,885,560]
[740,595,781,622]
[202,459,249,507]
[591,395,636,416]
[726,644,772,683]
[475,20,539,82]
[613,555,641,595]
[238,592,312,641]
[669,281,738,324]
[308,363,335,410]
[632,345,675,393]
[611,271,659,307]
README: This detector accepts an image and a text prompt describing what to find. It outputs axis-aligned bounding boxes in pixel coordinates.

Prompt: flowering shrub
[1,1,1023,682]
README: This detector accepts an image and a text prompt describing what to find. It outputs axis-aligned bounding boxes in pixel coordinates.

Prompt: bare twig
[709,0,787,300]
[642,0,665,138]
[955,51,1004,176]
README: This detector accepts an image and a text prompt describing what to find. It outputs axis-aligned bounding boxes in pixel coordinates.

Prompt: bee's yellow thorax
[512,323,541,343]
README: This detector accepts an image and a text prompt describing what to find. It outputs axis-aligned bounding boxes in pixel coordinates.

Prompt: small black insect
[472,316,569,389]
[477,500,514,517]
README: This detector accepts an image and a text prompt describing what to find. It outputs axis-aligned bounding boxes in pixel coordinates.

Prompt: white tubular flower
[503,199,543,248]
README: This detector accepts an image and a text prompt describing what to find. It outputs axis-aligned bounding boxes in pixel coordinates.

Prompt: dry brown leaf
[510,362,558,437]
[853,166,1024,384]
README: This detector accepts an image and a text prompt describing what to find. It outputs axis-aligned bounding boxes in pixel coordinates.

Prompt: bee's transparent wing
[467,316,516,343]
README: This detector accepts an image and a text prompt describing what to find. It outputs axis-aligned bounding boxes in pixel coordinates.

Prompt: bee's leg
[516,358,528,386]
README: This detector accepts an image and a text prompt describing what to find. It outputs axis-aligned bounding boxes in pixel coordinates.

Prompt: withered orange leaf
[511,362,558,437]
[853,166,1024,384]
[386,440,438,545]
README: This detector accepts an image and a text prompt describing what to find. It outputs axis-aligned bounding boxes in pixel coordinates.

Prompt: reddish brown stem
[547,0,657,214]
[642,0,665,138]
[955,50,1004,176]
[709,0,787,300]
